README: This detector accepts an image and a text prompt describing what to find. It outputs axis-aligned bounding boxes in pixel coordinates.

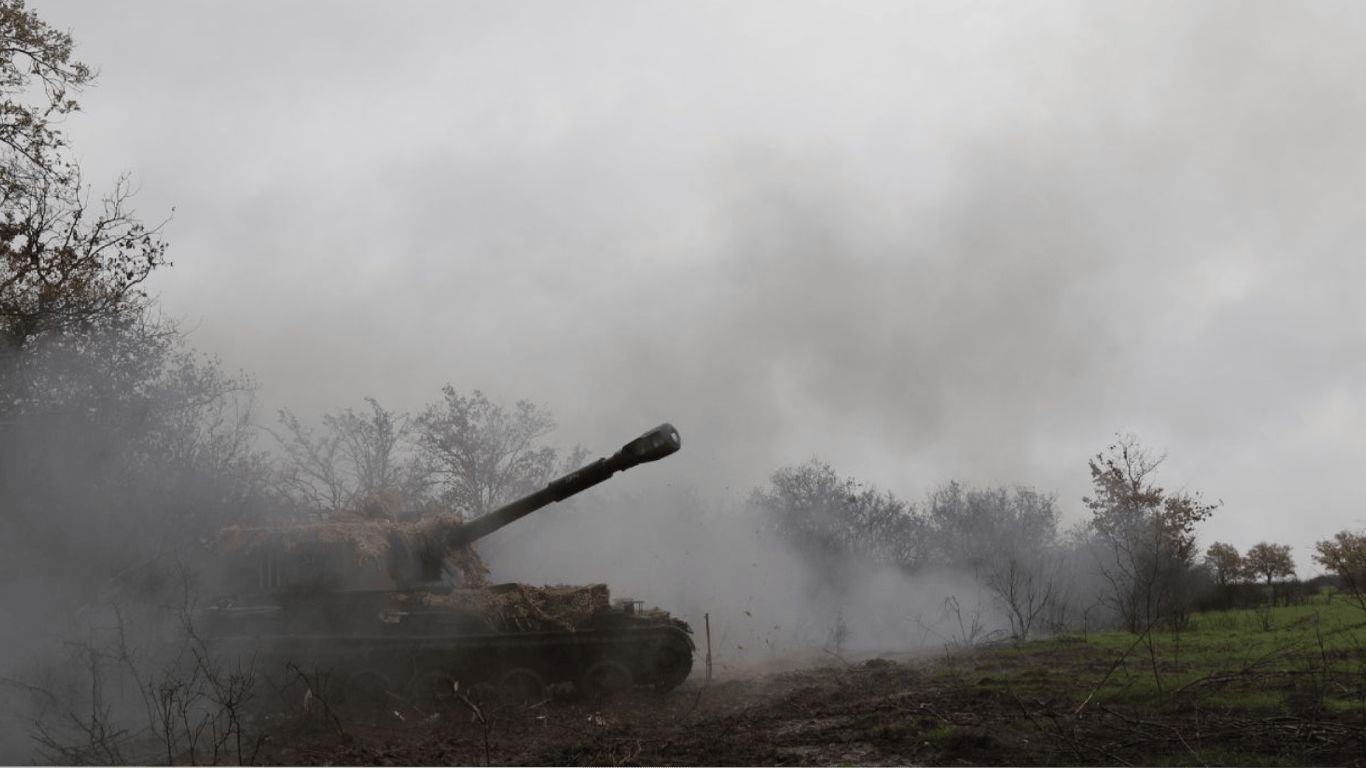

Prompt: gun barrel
[444,423,680,550]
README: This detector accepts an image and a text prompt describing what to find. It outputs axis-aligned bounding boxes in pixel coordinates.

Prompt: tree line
[271,389,586,522]
[751,435,1366,641]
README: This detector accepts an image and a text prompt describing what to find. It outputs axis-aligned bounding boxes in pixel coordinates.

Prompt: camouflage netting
[214,507,491,588]
[353,489,407,521]
[419,583,617,633]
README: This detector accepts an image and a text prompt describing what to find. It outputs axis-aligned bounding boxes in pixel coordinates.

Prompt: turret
[213,424,682,593]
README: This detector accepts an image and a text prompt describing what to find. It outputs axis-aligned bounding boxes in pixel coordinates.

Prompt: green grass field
[959,591,1366,716]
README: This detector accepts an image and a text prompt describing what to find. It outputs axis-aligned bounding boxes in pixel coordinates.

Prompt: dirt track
[257,651,1366,766]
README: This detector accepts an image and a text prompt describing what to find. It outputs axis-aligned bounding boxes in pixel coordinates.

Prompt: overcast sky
[35,1,1366,572]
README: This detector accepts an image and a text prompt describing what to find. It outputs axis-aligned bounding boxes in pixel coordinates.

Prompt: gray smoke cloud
[30,0,1366,604]
[13,1,1366,760]
[479,485,993,672]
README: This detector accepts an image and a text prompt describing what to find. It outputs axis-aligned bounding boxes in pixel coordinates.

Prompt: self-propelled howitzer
[203,423,692,706]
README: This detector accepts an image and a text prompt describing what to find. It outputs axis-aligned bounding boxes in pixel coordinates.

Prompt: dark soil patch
[255,652,1366,766]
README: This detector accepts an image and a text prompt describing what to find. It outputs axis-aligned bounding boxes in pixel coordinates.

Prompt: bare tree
[924,483,1059,566]
[0,0,169,368]
[330,398,416,507]
[273,398,422,515]
[0,8,269,761]
[0,173,169,356]
[0,0,171,419]
[414,387,572,518]
[750,458,921,653]
[924,482,1066,640]
[1084,434,1220,632]
[750,458,922,581]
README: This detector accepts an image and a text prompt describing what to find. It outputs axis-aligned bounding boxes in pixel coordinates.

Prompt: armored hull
[204,583,694,704]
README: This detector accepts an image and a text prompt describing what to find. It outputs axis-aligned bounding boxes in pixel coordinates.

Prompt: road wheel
[497,667,546,706]
[646,635,694,691]
[580,659,633,701]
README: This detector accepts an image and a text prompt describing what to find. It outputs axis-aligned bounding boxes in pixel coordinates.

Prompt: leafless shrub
[913,594,1004,652]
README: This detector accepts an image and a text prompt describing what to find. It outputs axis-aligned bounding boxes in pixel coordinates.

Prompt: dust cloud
[481,484,997,674]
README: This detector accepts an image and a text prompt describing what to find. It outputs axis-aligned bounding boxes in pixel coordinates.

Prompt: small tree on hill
[1313,530,1366,611]
[1204,542,1243,587]
[1201,541,1245,610]
[1243,541,1296,600]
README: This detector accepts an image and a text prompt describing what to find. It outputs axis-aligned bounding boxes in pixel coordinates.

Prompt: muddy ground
[256,651,1366,766]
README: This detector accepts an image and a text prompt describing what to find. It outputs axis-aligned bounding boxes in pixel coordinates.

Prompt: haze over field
[36,1,1366,573]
